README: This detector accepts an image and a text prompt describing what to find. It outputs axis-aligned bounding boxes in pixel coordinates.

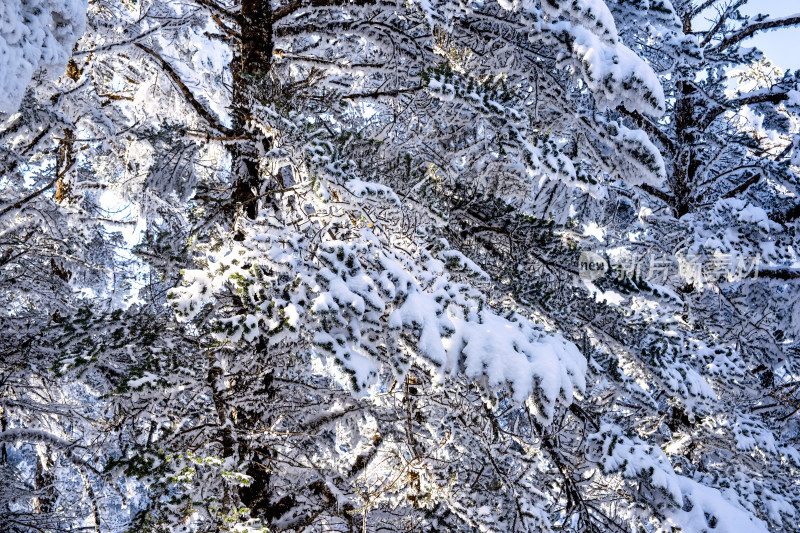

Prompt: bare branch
[690,0,723,19]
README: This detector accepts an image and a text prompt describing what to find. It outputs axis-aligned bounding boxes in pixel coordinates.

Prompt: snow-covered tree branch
[1,0,799,531]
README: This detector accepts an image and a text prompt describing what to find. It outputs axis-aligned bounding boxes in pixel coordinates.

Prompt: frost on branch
[590,425,770,533]
[4,0,800,530]
[542,0,666,116]
[170,177,586,423]
[0,0,87,113]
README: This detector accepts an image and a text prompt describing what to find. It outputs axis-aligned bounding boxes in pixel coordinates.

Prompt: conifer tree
[1,1,799,532]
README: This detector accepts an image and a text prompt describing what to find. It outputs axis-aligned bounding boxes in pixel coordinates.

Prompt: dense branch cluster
[1,0,799,532]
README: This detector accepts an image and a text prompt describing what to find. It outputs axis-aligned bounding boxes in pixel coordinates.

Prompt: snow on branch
[135,43,235,136]
[273,0,377,21]
[711,13,800,53]
[0,0,88,113]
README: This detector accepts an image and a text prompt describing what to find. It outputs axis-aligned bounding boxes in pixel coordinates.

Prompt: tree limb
[699,0,747,47]
[757,268,800,280]
[710,14,800,53]
[700,90,790,130]
[721,171,762,199]
[273,0,377,22]
[342,85,424,100]
[616,107,676,151]
[135,43,235,136]
[0,159,75,219]
[638,183,675,205]
[194,0,240,21]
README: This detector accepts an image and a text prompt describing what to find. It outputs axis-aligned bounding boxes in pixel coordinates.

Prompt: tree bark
[671,81,700,217]
[230,0,273,220]
[228,0,277,521]
[55,129,74,203]
[241,0,273,75]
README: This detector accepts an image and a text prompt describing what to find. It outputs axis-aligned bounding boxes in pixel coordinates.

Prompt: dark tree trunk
[231,0,274,220]
[33,447,56,515]
[229,0,277,521]
[671,81,699,217]
[55,128,74,204]
[0,408,6,464]
[241,0,274,75]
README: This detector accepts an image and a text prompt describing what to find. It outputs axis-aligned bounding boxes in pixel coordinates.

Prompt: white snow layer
[592,425,770,533]
[0,0,87,113]
[543,0,665,116]
[172,231,587,423]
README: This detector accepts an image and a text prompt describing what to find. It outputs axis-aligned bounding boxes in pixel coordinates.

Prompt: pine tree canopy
[1,0,800,531]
